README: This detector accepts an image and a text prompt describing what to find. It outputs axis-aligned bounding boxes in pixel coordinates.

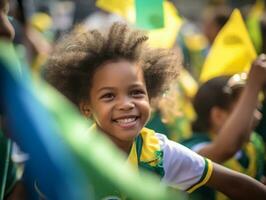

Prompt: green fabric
[250,133,265,179]
[147,108,193,142]
[135,0,164,29]
[246,15,262,53]
[0,130,17,200]
[0,39,22,200]
[146,111,191,141]
[135,134,165,178]
[0,40,21,75]
[146,111,170,137]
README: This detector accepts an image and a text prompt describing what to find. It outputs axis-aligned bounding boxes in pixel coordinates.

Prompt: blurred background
[2,0,266,199]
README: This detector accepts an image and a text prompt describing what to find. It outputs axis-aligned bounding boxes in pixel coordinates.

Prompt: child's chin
[121,132,139,141]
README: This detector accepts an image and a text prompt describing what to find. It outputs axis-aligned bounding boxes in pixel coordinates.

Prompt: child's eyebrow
[96,83,145,92]
[96,87,115,92]
[129,83,145,89]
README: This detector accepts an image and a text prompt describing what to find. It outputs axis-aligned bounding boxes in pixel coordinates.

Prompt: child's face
[82,59,150,150]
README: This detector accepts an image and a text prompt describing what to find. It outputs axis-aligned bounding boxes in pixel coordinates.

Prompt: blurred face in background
[211,84,262,141]
[0,0,14,40]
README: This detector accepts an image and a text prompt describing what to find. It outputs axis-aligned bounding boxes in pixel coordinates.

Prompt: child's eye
[100,93,115,101]
[131,89,146,98]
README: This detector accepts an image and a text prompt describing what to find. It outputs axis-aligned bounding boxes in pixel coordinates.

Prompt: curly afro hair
[43,22,181,107]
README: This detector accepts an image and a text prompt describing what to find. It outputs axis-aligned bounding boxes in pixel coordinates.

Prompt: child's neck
[95,125,133,154]
[107,135,133,155]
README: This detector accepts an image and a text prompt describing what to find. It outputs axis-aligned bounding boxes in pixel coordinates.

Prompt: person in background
[182,65,266,199]
[201,5,232,45]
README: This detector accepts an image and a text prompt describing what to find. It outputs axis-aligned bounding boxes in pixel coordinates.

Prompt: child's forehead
[96,59,142,75]
[95,59,143,75]
[98,58,140,68]
[91,59,145,87]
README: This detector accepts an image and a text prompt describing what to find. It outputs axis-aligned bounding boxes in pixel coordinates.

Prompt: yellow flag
[96,0,182,49]
[147,1,183,48]
[200,9,257,82]
[96,0,135,23]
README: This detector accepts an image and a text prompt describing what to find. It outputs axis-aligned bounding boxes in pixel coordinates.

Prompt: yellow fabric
[30,13,52,32]
[179,69,198,98]
[127,128,161,169]
[216,142,257,200]
[139,128,161,166]
[147,1,183,48]
[200,9,257,82]
[126,141,138,170]
[184,34,208,51]
[96,0,135,23]
[31,53,48,73]
[88,125,160,170]
[96,0,182,49]
[187,159,213,193]
[223,142,257,176]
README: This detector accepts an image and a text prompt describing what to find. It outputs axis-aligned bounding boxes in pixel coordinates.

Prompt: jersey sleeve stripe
[186,158,213,193]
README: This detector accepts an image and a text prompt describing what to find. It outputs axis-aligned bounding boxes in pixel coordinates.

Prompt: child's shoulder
[141,127,202,157]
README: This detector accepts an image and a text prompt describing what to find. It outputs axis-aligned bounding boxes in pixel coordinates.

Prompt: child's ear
[79,101,91,117]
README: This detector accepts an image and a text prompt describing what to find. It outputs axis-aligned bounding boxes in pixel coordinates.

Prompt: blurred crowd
[1,0,266,199]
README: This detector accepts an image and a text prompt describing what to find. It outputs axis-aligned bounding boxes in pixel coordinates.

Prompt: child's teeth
[117,118,135,124]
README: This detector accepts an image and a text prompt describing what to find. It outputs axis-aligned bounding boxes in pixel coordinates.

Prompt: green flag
[135,0,164,29]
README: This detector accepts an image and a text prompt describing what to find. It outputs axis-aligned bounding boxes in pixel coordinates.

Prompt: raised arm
[198,54,266,163]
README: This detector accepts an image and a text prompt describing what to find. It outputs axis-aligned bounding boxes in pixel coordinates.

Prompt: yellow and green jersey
[128,127,213,192]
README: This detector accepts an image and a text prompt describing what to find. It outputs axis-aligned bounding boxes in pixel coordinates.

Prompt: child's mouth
[113,117,139,128]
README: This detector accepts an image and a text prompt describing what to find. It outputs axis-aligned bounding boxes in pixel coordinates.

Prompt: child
[182,74,265,200]
[44,22,266,199]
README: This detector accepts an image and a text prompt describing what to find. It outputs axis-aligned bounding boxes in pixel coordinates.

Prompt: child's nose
[117,97,135,110]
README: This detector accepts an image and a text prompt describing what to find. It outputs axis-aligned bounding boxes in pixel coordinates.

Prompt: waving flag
[96,0,183,48]
[135,0,164,29]
[0,39,92,200]
[96,0,135,23]
[200,9,257,82]
[147,1,183,48]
